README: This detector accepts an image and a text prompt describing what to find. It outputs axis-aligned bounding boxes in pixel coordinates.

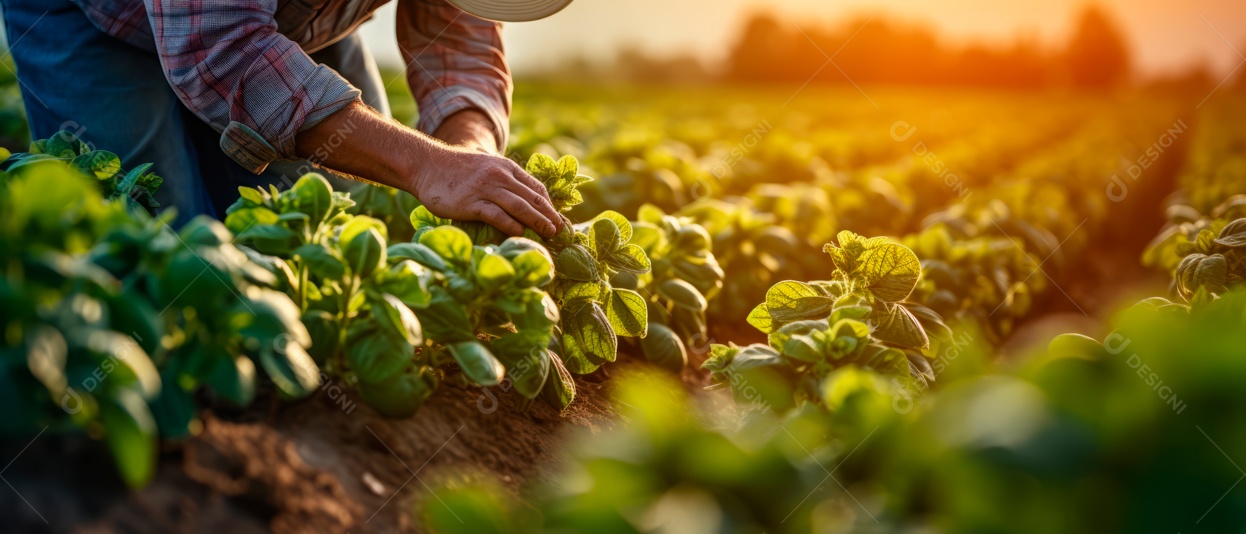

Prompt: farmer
[1,0,571,237]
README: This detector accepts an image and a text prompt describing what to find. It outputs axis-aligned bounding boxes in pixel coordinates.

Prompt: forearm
[294,102,563,239]
[294,101,432,191]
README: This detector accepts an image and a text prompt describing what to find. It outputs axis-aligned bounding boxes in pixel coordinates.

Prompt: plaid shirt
[72,0,512,173]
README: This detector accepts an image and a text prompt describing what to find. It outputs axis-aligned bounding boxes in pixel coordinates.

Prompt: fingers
[503,160,563,231]
[473,200,526,237]
[490,188,557,238]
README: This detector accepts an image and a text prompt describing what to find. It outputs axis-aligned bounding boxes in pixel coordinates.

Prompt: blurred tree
[1064,5,1132,88]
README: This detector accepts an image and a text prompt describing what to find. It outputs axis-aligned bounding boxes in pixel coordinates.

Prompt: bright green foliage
[230,177,564,416]
[907,201,1055,344]
[616,203,724,371]
[429,289,1246,533]
[408,154,651,378]
[227,174,435,415]
[3,130,163,212]
[1144,196,1246,302]
[342,181,420,242]
[705,231,945,410]
[1,159,312,489]
[677,198,814,323]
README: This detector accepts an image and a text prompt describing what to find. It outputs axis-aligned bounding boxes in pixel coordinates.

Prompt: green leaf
[340,215,389,245]
[410,204,452,230]
[764,281,833,323]
[238,186,265,205]
[555,245,599,282]
[420,286,476,343]
[510,250,555,287]
[358,368,437,418]
[525,153,559,183]
[1215,218,1246,248]
[288,173,334,225]
[591,211,633,243]
[302,310,340,364]
[871,303,929,350]
[767,318,831,352]
[498,238,555,287]
[562,301,618,370]
[657,278,708,311]
[419,226,474,266]
[371,293,424,345]
[344,228,387,278]
[99,390,157,489]
[295,243,347,280]
[206,355,257,406]
[494,342,551,400]
[747,303,775,334]
[73,150,122,179]
[379,260,432,309]
[259,343,322,398]
[589,218,623,254]
[781,334,824,363]
[237,223,297,242]
[475,253,516,289]
[224,206,279,237]
[240,287,312,347]
[388,242,449,272]
[856,242,921,302]
[640,322,687,373]
[1047,333,1107,360]
[540,353,576,411]
[606,288,649,338]
[606,243,652,273]
[346,327,413,384]
[450,341,506,386]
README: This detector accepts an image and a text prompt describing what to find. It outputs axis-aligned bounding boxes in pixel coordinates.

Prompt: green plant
[1,158,315,489]
[394,226,569,413]
[613,203,724,372]
[676,199,816,323]
[704,231,945,411]
[228,173,567,416]
[225,174,439,414]
[1143,196,1246,303]
[904,223,1042,342]
[412,154,652,376]
[1,130,163,212]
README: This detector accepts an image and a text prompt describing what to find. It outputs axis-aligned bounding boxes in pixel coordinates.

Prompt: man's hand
[410,143,562,238]
[294,102,563,238]
[434,109,498,153]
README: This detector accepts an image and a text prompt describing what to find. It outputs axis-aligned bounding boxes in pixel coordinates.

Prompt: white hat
[447,0,574,22]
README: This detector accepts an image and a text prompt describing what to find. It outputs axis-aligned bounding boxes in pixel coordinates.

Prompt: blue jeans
[1,0,391,225]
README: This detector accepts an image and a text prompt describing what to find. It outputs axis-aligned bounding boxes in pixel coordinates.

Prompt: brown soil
[0,363,628,534]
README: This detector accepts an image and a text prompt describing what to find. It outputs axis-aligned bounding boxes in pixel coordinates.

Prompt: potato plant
[412,154,652,376]
[1143,196,1246,303]
[677,198,816,323]
[904,223,1041,343]
[612,203,724,371]
[704,231,946,411]
[1,130,163,212]
[1,158,315,488]
[395,227,570,413]
[227,174,567,416]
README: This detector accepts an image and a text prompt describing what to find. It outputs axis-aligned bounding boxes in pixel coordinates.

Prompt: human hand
[409,143,563,238]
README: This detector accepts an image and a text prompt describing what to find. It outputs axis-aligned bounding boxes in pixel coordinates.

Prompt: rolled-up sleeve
[397,0,512,151]
[145,0,361,173]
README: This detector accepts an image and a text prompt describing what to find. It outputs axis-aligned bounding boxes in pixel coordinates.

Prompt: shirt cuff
[415,85,510,153]
[219,64,362,174]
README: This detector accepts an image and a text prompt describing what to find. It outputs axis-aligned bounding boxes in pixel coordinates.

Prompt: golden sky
[362,0,1246,77]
